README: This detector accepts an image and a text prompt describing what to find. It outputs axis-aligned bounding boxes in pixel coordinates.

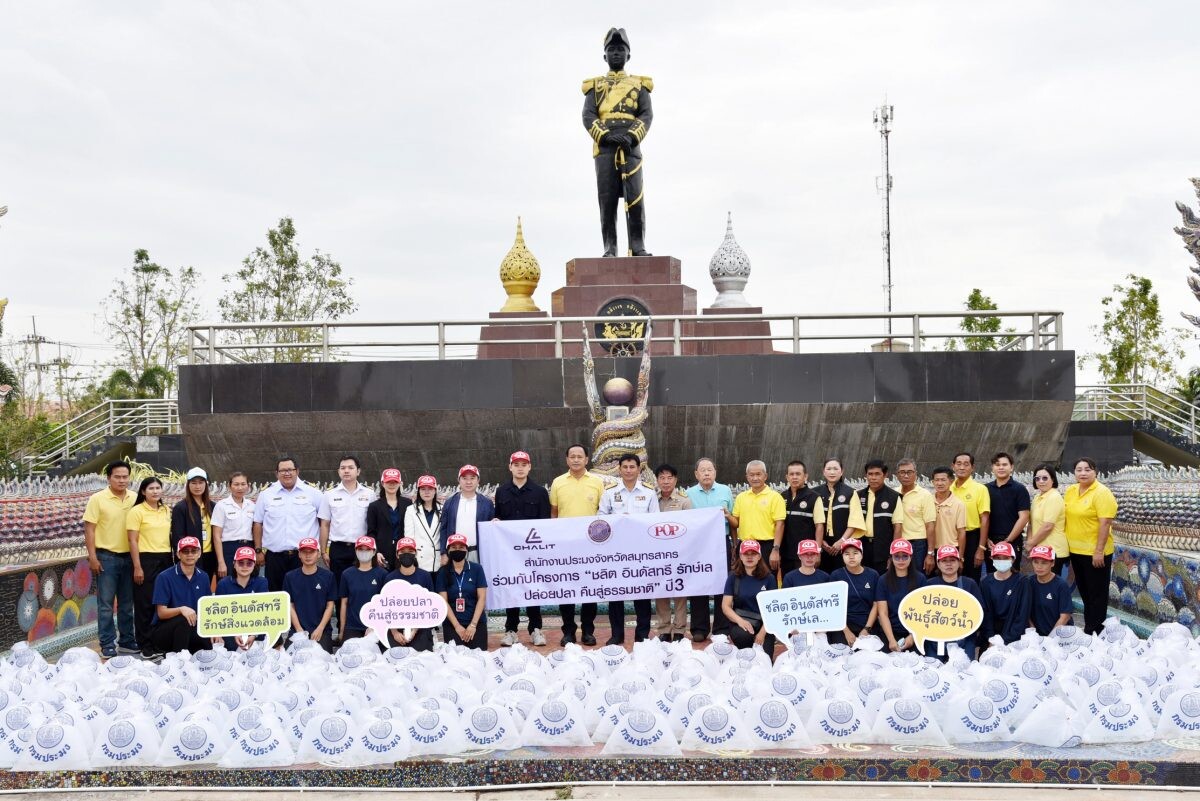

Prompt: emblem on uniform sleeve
[837,495,845,503]
[799,502,807,509]
[881,502,889,509]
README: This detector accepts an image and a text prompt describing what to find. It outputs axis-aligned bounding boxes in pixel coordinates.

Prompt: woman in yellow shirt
[126,476,173,657]
[1027,463,1069,576]
[1063,457,1118,635]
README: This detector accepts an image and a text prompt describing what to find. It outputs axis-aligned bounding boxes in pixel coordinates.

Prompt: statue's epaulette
[637,75,653,92]
[582,78,595,94]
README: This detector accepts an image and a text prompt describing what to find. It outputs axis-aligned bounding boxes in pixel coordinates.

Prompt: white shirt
[211,496,255,543]
[317,483,377,544]
[456,496,478,548]
[253,480,324,552]
[599,482,660,515]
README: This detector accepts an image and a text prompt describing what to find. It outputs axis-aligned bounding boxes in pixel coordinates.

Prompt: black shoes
[605,637,625,646]
[560,633,576,647]
[581,634,598,646]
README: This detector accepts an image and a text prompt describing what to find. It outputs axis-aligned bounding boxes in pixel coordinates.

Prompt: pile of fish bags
[3,618,1200,770]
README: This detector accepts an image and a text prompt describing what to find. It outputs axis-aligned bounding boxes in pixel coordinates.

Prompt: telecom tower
[873,103,894,350]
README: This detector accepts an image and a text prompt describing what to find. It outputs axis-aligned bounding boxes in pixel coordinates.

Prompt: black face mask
[448,550,467,563]
[397,553,417,568]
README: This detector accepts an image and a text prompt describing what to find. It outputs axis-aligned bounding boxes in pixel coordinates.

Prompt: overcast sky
[2,2,1198,385]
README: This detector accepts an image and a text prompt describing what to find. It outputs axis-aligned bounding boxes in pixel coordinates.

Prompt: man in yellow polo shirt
[549,443,606,646]
[951,451,991,582]
[896,458,937,574]
[730,460,786,569]
[82,461,138,658]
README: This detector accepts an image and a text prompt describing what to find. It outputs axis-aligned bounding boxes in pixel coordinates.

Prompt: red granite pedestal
[477,256,778,358]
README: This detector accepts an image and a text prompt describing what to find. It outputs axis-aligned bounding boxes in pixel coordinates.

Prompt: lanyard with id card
[455,568,468,613]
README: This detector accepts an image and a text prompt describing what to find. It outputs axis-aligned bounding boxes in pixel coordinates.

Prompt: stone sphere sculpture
[602,377,635,406]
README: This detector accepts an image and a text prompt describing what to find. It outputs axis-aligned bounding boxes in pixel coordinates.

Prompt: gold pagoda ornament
[498,217,543,313]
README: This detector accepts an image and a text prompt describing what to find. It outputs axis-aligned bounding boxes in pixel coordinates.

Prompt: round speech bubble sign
[359,579,448,643]
[897,584,983,655]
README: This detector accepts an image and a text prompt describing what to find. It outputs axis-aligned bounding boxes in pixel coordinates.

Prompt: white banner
[478,507,728,609]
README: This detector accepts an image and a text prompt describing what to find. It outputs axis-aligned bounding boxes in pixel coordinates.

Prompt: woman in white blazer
[404,475,442,572]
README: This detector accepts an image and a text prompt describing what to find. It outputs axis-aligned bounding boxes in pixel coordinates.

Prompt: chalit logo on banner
[647,521,686,540]
[514,529,556,551]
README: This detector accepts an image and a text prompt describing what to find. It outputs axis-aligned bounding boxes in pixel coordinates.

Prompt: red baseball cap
[739,540,761,555]
[1029,544,1056,561]
[458,464,479,477]
[991,541,1015,558]
[177,536,201,552]
[447,533,469,548]
[234,546,256,562]
[381,468,402,484]
[841,538,864,552]
[416,475,437,489]
[797,539,821,556]
[396,537,417,552]
[937,545,961,561]
[298,537,320,551]
[509,451,531,464]
[890,539,913,555]
[355,536,376,550]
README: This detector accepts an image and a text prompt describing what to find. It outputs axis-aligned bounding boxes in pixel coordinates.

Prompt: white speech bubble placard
[359,579,448,643]
[758,582,848,646]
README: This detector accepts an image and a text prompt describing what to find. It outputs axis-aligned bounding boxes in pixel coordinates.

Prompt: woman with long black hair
[172,467,216,583]
[813,458,865,574]
[126,476,172,658]
[874,539,926,653]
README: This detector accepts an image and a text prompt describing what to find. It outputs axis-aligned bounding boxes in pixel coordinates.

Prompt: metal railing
[12,399,180,476]
[185,310,1065,363]
[1074,384,1199,444]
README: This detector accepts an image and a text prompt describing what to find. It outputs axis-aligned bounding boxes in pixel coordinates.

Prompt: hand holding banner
[197,591,291,647]
[359,580,448,643]
[898,584,983,655]
[758,582,848,647]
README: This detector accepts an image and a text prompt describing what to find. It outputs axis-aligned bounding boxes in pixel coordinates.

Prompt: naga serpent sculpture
[581,319,655,486]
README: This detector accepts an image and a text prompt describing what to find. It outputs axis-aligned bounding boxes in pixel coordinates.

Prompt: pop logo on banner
[758,582,848,646]
[898,585,983,655]
[358,580,448,642]
[197,591,291,647]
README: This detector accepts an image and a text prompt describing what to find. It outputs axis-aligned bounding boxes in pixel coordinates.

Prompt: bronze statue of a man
[582,28,653,258]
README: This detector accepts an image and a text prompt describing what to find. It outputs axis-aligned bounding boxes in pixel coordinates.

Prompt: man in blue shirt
[215,545,270,651]
[686,457,736,641]
[384,537,436,651]
[1026,545,1073,635]
[339,536,389,643]
[283,537,337,652]
[147,536,212,655]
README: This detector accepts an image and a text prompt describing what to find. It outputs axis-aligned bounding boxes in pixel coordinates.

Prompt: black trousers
[559,603,597,638]
[149,615,211,654]
[819,538,842,574]
[265,549,300,592]
[327,541,358,589]
[133,552,173,651]
[388,627,434,652]
[729,617,776,659]
[608,599,652,642]
[963,529,983,582]
[443,620,488,650]
[504,606,543,633]
[595,145,646,256]
[689,534,734,638]
[1070,553,1112,634]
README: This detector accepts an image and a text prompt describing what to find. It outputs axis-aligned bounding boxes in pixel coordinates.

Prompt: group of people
[81,448,1117,661]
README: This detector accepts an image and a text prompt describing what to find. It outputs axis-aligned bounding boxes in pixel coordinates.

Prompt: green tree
[1088,274,1184,386]
[946,288,1016,351]
[0,406,53,479]
[0,299,17,407]
[1175,367,1200,406]
[217,217,356,363]
[103,250,199,394]
[77,366,174,407]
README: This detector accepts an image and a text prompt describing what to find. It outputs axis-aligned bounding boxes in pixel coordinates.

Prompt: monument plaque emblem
[595,297,649,355]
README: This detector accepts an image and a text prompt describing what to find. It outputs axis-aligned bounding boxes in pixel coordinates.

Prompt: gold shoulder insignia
[582,78,596,94]
[639,76,654,92]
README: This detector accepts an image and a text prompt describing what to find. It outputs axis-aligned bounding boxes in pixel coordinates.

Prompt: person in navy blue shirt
[782,538,831,588]
[875,539,926,653]
[979,541,1030,646]
[924,545,984,661]
[721,540,779,659]
[148,536,212,655]
[339,536,389,642]
[214,545,270,651]
[283,537,337,652]
[829,538,879,646]
[1026,544,1074,635]
[436,533,489,649]
[384,537,436,651]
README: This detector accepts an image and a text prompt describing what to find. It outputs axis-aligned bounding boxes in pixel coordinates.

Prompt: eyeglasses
[277,468,296,474]
[1034,476,1050,482]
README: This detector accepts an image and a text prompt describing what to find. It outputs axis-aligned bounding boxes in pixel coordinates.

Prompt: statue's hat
[603,27,630,50]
